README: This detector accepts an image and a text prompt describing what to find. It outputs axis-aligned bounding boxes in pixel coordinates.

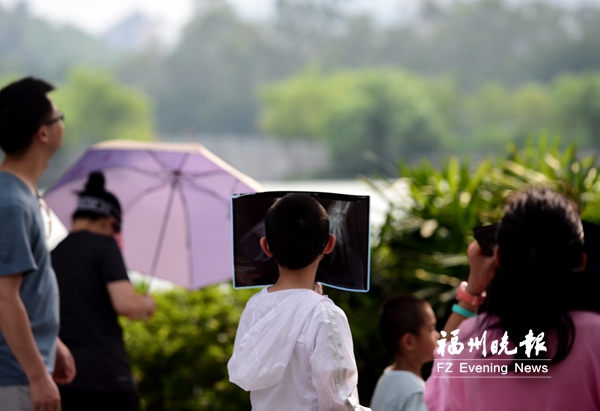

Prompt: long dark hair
[485,188,584,365]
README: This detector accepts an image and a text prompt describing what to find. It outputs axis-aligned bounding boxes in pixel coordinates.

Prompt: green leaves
[0,6,119,81]
[372,136,600,316]
[121,284,255,411]
[52,67,155,148]
[259,67,600,178]
[260,69,447,176]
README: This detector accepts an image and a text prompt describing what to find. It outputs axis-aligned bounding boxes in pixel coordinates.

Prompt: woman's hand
[441,242,499,337]
[53,337,76,384]
[466,242,498,294]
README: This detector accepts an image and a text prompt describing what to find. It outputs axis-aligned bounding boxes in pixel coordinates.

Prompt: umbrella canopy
[44,140,263,289]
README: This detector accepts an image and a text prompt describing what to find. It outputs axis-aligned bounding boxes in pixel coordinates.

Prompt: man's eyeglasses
[43,111,64,126]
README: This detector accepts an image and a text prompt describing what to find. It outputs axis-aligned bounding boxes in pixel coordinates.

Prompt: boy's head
[0,77,59,156]
[379,295,439,363]
[262,193,330,270]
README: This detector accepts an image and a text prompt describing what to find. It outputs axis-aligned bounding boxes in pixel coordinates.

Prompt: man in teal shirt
[0,77,75,411]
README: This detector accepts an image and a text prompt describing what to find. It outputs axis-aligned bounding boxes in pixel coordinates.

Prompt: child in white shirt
[228,193,370,411]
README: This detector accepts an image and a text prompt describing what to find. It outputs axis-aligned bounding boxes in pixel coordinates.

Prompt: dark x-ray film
[231,191,371,292]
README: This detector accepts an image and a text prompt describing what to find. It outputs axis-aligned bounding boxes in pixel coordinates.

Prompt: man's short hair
[0,77,55,155]
[379,295,428,355]
[264,193,330,270]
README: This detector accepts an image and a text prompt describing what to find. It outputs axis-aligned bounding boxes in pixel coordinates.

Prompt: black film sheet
[231,191,370,292]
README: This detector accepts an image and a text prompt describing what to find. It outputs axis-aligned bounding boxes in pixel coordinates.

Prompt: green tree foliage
[458,82,555,150]
[553,74,600,145]
[260,67,600,177]
[267,0,600,91]
[122,284,255,411]
[530,5,600,81]
[0,4,119,82]
[119,3,289,134]
[52,67,155,148]
[459,73,600,149]
[260,69,447,175]
[381,0,573,88]
[5,0,600,140]
[325,137,600,403]
[115,0,600,136]
[259,68,333,139]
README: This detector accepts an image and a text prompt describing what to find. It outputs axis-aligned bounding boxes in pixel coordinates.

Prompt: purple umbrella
[44,140,263,289]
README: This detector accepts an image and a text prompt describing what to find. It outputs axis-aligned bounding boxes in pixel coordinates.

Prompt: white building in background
[160,134,331,181]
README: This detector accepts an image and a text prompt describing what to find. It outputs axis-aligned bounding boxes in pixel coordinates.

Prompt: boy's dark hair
[72,171,123,232]
[0,77,55,156]
[379,295,428,355]
[264,193,330,270]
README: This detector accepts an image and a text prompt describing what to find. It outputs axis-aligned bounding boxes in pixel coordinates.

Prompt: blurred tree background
[0,3,119,80]
[260,69,448,175]
[4,0,600,408]
[3,0,600,178]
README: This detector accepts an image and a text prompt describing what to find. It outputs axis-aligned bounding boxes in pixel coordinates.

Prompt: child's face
[415,303,440,363]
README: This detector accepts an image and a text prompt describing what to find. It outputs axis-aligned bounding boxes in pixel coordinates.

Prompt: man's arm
[0,273,61,411]
[107,280,156,319]
[310,304,371,411]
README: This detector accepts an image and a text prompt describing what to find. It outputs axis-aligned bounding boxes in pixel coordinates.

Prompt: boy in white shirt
[228,193,370,411]
[370,296,439,411]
